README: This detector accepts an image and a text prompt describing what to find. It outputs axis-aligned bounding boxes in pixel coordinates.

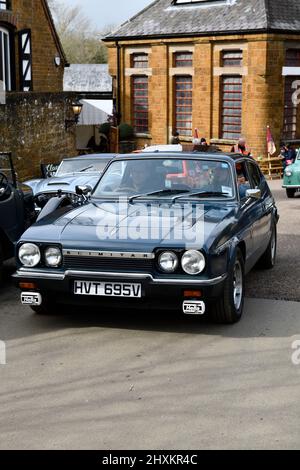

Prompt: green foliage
[99,122,111,136]
[119,123,135,141]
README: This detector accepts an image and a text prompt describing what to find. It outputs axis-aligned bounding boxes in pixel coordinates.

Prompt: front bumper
[14,268,227,311]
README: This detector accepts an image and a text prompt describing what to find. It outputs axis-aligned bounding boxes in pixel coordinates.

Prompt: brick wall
[0,92,76,180]
[107,34,300,158]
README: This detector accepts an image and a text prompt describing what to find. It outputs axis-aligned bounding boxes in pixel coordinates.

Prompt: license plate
[74,281,142,298]
[21,292,42,306]
[183,300,206,315]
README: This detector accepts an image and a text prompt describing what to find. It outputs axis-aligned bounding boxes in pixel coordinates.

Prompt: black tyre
[0,242,3,286]
[258,223,277,270]
[286,188,296,198]
[211,248,245,324]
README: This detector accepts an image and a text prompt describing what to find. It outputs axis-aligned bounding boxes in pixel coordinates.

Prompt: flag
[267,126,276,155]
[193,128,200,145]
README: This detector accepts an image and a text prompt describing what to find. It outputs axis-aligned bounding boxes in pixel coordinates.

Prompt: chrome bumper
[14,269,227,286]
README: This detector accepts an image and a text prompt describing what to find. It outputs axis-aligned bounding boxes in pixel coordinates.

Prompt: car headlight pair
[18,244,62,268]
[158,250,205,275]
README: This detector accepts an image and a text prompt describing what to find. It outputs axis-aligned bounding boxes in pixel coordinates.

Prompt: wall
[0,92,76,180]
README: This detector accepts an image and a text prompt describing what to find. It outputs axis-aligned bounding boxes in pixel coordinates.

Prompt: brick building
[105,0,300,157]
[0,0,76,179]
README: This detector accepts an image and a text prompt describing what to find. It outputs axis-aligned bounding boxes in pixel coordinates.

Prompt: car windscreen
[0,154,14,183]
[93,158,235,199]
[56,158,110,176]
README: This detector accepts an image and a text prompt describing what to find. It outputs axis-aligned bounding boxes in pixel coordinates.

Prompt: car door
[246,160,273,254]
[236,159,264,270]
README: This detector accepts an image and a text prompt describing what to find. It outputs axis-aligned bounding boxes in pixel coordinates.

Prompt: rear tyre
[286,188,296,198]
[211,248,245,324]
[257,223,277,270]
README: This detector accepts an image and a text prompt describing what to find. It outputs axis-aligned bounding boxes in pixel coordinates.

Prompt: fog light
[19,282,38,290]
[184,290,202,298]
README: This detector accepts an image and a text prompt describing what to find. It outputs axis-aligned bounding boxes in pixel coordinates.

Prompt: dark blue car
[14,153,279,324]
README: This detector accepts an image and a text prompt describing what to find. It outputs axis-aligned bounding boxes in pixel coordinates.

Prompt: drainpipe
[116,41,122,126]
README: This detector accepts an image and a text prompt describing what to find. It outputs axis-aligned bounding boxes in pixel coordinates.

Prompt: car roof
[62,153,118,162]
[112,152,255,163]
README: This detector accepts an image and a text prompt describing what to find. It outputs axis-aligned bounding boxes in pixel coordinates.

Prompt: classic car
[14,153,279,324]
[25,153,117,210]
[0,153,35,284]
[282,149,300,198]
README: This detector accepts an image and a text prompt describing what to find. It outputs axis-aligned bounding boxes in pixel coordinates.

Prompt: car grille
[63,255,154,273]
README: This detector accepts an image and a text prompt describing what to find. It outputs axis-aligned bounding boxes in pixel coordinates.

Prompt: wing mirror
[75,185,92,196]
[246,189,261,200]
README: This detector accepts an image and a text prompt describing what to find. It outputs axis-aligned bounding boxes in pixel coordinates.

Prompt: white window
[0,1,10,10]
[0,27,11,91]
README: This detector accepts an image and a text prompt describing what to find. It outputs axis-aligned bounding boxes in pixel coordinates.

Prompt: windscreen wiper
[129,189,190,202]
[173,191,231,201]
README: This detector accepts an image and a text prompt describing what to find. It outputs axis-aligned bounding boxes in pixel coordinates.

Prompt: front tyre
[286,188,296,198]
[257,223,277,269]
[211,248,245,324]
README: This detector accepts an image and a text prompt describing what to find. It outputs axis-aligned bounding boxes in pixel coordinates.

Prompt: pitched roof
[63,64,112,93]
[42,0,68,64]
[105,0,300,41]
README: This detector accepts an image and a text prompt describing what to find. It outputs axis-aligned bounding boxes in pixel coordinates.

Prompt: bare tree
[47,0,111,64]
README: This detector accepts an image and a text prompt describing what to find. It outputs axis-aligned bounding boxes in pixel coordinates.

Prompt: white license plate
[74,281,142,298]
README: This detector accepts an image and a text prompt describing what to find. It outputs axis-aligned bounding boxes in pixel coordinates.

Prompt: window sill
[135,133,152,139]
[210,138,237,145]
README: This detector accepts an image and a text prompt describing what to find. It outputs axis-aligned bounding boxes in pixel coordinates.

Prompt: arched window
[0,26,11,91]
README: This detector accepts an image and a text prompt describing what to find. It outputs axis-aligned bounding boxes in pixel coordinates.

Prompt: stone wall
[0,92,76,180]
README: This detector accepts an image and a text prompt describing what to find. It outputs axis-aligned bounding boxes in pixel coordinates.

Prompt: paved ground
[0,180,300,450]
[246,180,300,301]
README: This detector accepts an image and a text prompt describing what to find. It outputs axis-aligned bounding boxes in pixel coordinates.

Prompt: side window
[247,162,262,188]
[235,161,251,200]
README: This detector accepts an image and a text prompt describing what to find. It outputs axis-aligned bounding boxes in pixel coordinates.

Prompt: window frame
[0,26,11,91]
[222,50,243,67]
[174,51,193,68]
[132,75,149,134]
[220,75,243,140]
[0,0,10,10]
[174,75,193,137]
[131,53,149,69]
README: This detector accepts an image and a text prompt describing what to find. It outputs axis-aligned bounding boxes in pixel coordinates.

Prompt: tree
[47,0,112,64]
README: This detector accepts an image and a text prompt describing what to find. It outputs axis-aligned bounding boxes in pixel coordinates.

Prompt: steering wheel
[0,172,9,198]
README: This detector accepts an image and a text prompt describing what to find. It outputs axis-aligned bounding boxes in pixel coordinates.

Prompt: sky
[64,0,153,30]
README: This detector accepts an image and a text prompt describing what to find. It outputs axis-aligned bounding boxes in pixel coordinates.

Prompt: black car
[0,153,35,283]
[14,153,279,324]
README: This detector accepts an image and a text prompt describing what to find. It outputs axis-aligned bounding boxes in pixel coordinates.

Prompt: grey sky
[64,0,152,30]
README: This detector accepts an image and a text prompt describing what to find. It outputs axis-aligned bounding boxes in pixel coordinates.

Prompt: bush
[119,123,134,141]
[98,122,111,136]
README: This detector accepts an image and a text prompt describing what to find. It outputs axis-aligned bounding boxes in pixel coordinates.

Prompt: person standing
[231,137,251,157]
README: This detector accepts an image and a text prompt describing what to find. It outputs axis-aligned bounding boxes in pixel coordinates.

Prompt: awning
[78,99,113,126]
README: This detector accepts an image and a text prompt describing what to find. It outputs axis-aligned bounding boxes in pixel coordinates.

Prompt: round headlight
[181,250,205,275]
[45,247,62,267]
[158,251,179,273]
[18,243,41,267]
[285,170,292,177]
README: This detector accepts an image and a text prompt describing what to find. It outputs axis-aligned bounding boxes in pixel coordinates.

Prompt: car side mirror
[246,188,261,200]
[75,185,92,196]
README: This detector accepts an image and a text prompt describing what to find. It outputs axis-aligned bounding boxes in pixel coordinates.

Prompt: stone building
[105,0,300,157]
[0,0,76,179]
